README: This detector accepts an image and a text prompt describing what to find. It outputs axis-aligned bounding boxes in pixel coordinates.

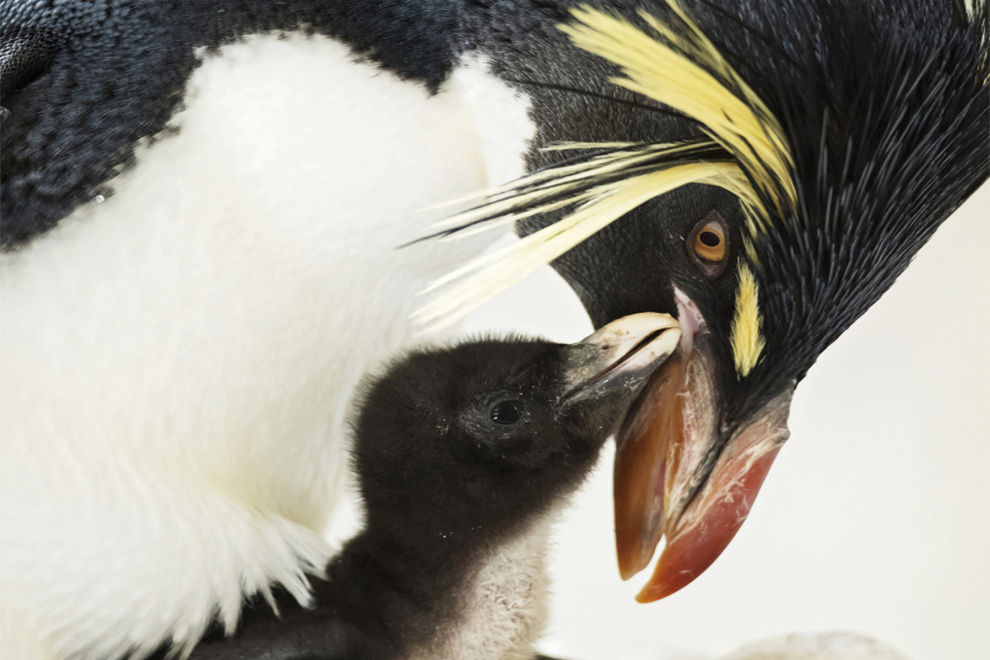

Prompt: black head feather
[351,337,627,549]
[707,0,989,416]
[434,0,988,426]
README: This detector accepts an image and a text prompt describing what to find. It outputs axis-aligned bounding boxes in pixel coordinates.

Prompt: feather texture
[416,1,798,334]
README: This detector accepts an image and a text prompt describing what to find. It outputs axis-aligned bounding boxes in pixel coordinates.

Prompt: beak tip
[615,382,791,604]
[616,561,638,582]
[633,546,703,602]
[634,580,680,603]
[634,589,661,604]
[636,562,703,603]
[615,532,661,581]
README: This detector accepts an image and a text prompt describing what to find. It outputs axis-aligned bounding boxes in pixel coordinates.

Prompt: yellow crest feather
[730,264,766,376]
[560,2,796,223]
[414,160,746,328]
[414,1,798,332]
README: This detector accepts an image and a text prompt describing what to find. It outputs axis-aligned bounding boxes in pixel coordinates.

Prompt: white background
[459,184,989,659]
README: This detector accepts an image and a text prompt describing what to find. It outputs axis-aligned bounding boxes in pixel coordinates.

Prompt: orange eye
[687,212,729,277]
[693,221,726,261]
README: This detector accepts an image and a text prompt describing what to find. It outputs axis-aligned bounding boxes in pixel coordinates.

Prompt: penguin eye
[688,211,729,277]
[489,400,523,424]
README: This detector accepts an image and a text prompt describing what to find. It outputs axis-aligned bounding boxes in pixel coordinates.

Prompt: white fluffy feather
[413,516,555,660]
[0,33,534,658]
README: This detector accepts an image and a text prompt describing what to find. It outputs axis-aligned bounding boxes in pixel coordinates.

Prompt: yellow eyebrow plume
[730,264,766,376]
[560,2,796,225]
[415,1,797,332]
[414,160,748,328]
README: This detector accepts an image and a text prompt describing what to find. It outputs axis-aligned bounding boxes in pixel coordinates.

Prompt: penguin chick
[188,312,680,660]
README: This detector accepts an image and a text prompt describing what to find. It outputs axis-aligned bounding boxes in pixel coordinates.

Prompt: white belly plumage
[0,33,533,659]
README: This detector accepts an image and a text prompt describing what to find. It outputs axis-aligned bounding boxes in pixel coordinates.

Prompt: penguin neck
[319,512,555,658]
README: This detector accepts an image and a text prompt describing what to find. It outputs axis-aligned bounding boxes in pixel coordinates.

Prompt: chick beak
[559,313,681,414]
[613,292,792,601]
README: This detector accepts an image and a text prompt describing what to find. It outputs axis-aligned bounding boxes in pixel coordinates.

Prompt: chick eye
[688,211,729,277]
[490,400,523,424]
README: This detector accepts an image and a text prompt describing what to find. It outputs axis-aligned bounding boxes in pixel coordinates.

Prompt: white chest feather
[0,33,534,659]
[414,519,554,660]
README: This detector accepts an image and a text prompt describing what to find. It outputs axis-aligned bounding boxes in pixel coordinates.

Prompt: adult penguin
[1,1,986,658]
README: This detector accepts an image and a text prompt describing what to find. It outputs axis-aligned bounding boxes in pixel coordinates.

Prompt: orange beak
[613,293,792,601]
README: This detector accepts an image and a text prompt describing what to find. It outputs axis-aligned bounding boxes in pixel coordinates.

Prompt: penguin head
[351,313,680,545]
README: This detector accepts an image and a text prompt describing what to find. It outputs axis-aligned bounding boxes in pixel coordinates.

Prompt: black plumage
[420,0,988,598]
[0,0,465,246]
[452,0,989,422]
[702,0,988,419]
[2,0,986,647]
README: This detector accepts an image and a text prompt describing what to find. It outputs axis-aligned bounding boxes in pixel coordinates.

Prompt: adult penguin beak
[613,292,793,601]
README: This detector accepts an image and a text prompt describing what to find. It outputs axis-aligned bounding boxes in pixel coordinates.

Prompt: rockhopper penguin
[1,0,987,657]
[187,312,681,660]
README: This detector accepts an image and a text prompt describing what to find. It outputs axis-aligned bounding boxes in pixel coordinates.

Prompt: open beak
[613,290,792,601]
[560,312,682,414]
